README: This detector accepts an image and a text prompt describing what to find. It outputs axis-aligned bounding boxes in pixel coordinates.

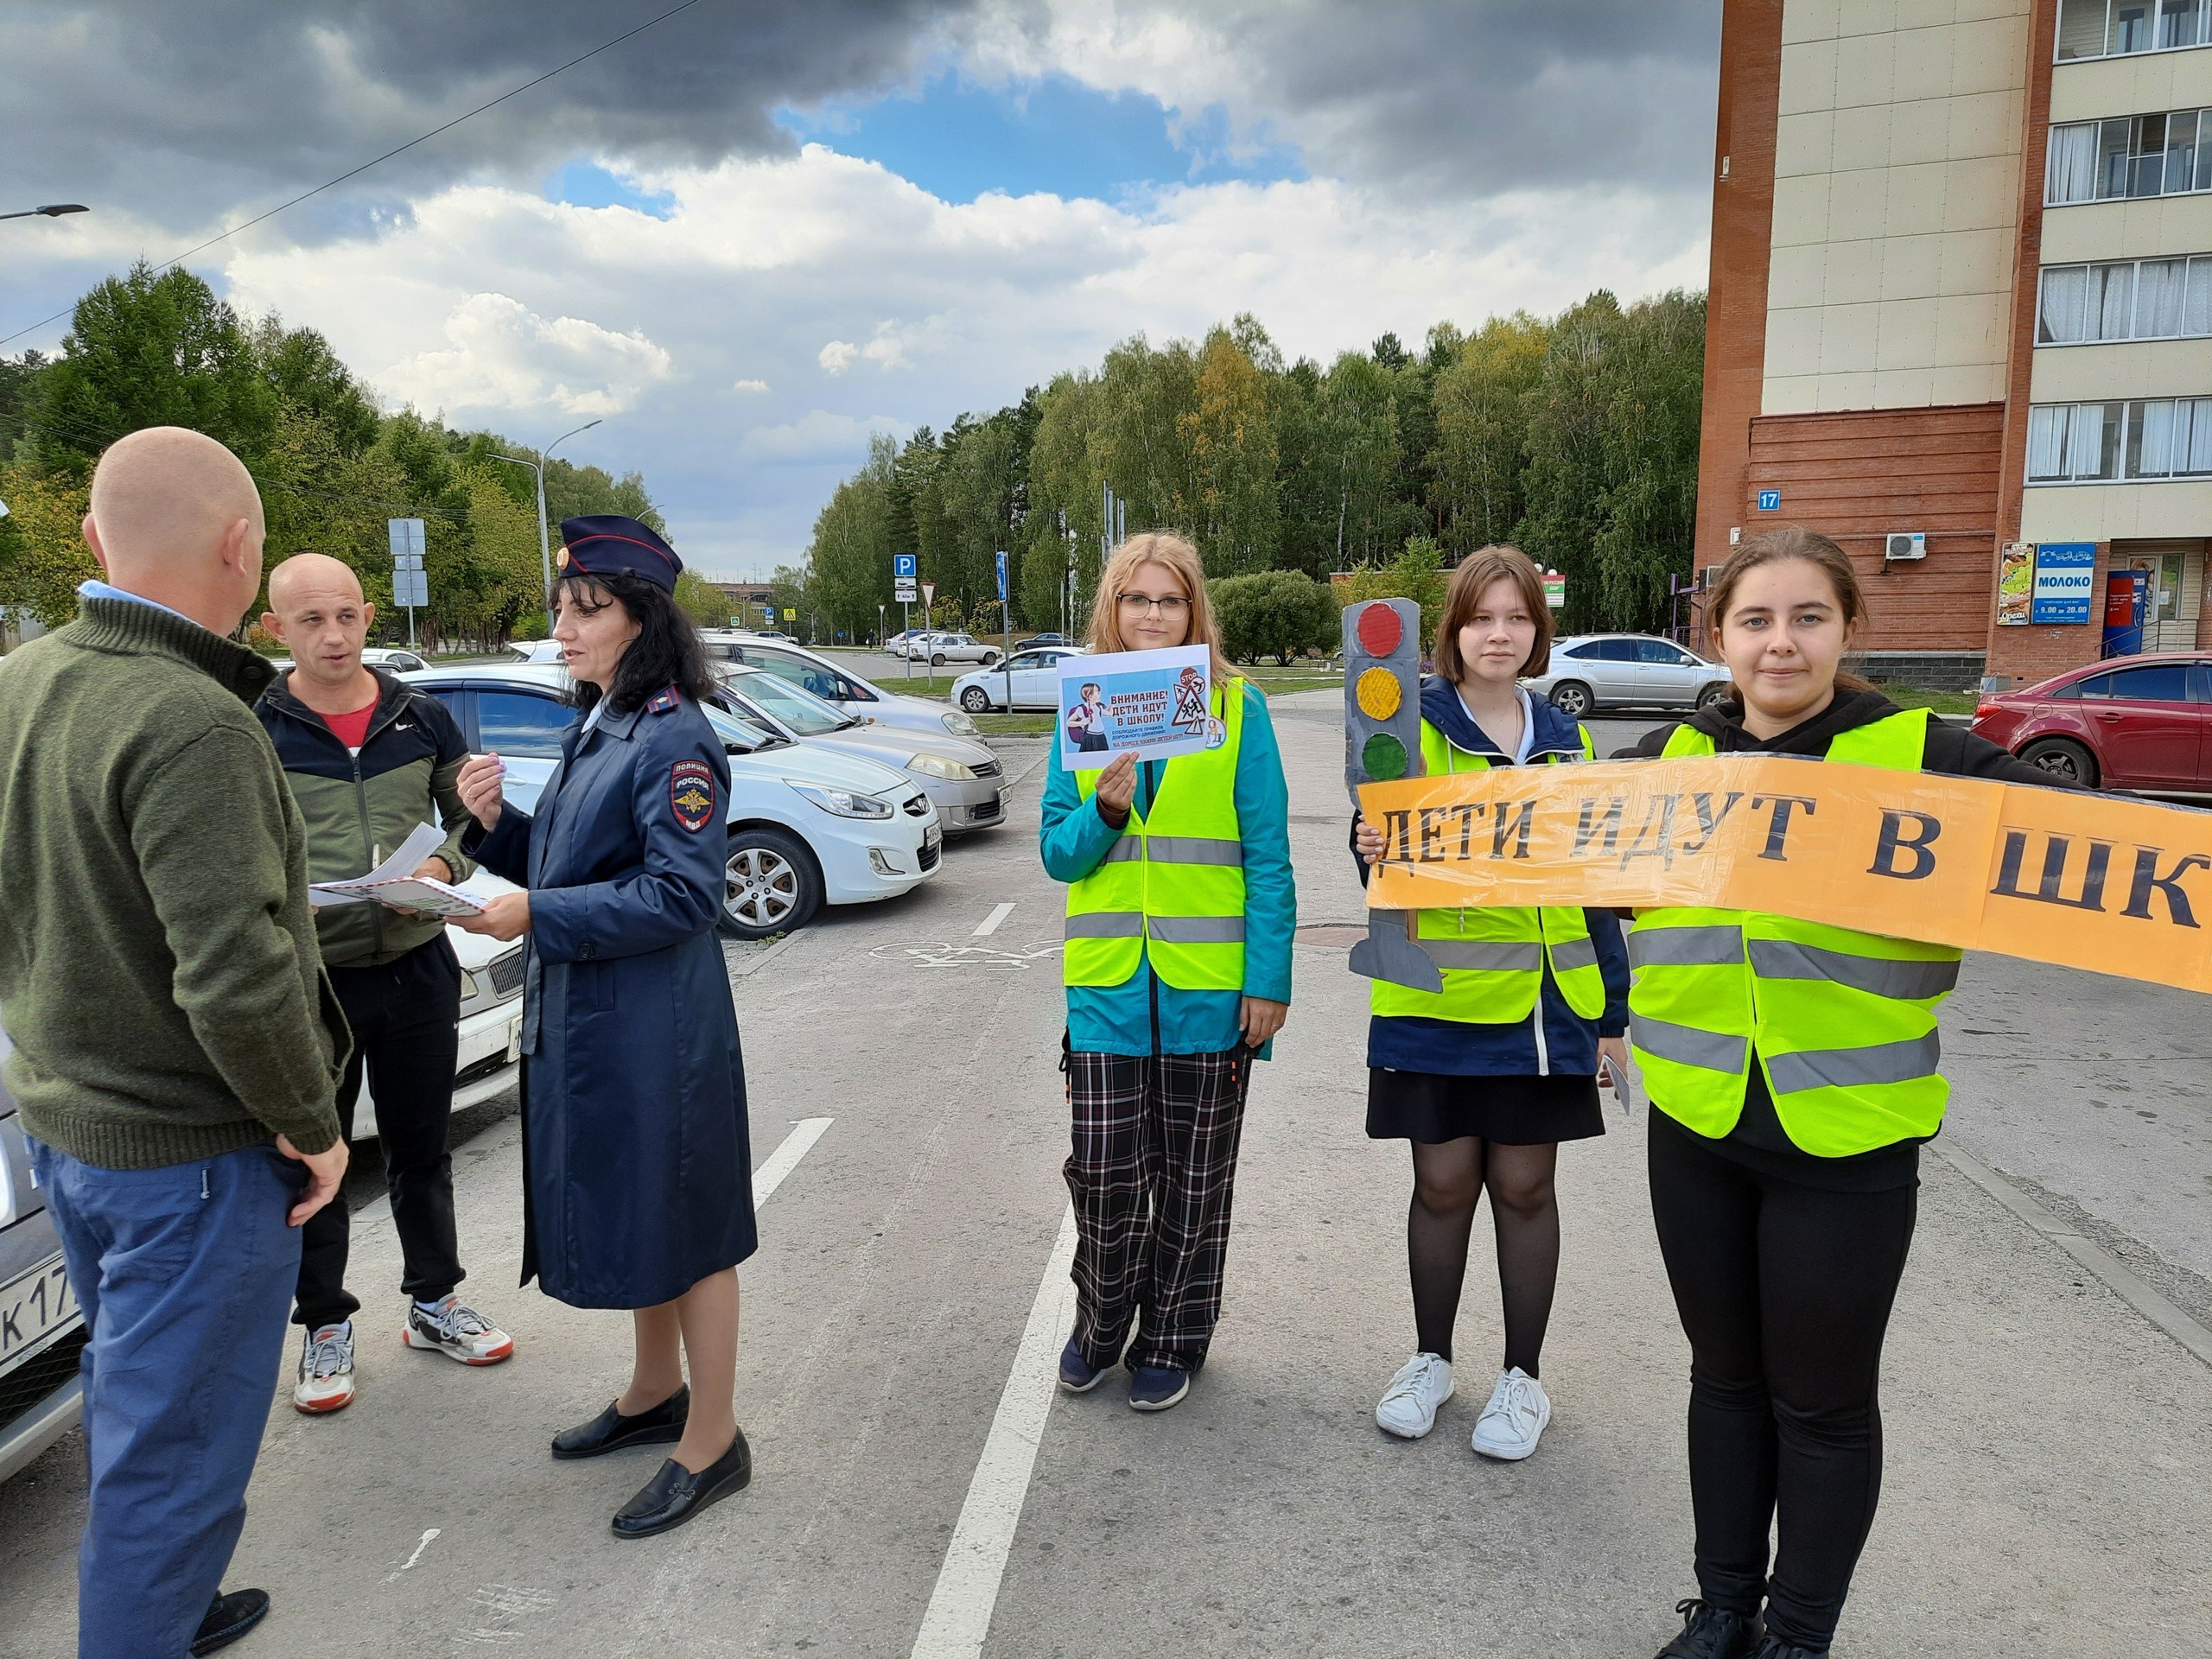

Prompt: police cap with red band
[555,514,683,593]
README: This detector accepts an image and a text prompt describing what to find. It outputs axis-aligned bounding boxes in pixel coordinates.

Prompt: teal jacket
[1039,679,1295,1058]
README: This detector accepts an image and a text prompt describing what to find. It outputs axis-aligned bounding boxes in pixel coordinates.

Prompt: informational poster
[1058,645,1217,770]
[1996,543,2033,626]
[2031,543,2096,625]
[1360,754,2212,994]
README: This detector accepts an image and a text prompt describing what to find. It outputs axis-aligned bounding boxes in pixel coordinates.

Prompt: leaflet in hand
[1057,645,1219,770]
[309,822,486,915]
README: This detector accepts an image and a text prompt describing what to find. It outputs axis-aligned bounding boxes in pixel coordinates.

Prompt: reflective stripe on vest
[1627,708,1964,1158]
[1064,683,1248,990]
[1370,716,1609,1026]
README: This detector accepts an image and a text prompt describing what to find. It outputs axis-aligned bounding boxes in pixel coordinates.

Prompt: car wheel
[931,652,947,667]
[1548,681,1593,718]
[981,652,999,667]
[960,686,992,713]
[2020,736,2099,789]
[1695,681,1732,710]
[720,826,823,939]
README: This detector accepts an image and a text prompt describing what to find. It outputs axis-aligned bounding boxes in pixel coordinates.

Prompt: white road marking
[753,1116,834,1207]
[909,1205,1079,1659]
[384,1528,442,1581]
[972,902,1017,937]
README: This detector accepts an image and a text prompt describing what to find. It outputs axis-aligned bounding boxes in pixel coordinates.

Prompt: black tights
[1406,1137,1560,1376]
[1648,1115,1918,1651]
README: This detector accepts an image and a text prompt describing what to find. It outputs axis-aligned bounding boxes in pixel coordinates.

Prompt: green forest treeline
[791,289,1705,645]
[0,262,679,646]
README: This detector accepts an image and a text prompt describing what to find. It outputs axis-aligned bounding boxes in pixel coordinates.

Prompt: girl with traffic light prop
[1351,548,1631,1460]
[1039,532,1295,1414]
[1621,528,2069,1659]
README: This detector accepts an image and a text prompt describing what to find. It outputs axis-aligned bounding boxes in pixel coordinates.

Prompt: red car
[1972,653,2212,792]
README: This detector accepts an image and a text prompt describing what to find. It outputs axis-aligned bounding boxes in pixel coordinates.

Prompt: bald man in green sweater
[0,427,350,1659]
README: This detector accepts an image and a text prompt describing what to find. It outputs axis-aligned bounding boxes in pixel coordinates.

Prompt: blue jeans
[29,1139,304,1659]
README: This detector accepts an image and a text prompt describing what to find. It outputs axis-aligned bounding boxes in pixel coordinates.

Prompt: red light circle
[1356,604,1402,658]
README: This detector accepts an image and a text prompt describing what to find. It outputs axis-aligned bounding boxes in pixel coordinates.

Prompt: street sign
[1757,489,1782,512]
[783,608,798,621]
[894,579,919,603]
[995,550,1009,605]
[387,518,425,560]
[921,581,937,607]
[893,553,918,579]
[1541,570,1565,610]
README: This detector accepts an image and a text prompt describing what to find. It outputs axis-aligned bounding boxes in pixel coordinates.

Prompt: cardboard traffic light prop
[1342,599,1441,991]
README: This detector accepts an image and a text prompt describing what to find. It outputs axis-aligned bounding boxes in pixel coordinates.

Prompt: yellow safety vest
[1371,719,1609,1025]
[1065,683,1248,992]
[1629,709,1963,1158]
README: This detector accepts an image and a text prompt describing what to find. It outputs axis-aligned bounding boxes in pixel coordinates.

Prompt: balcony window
[2031,398,2212,481]
[2056,0,2212,55]
[2038,254,2212,341]
[2050,109,2212,202]
[2027,402,2125,480]
[2138,258,2189,334]
[2164,0,2205,47]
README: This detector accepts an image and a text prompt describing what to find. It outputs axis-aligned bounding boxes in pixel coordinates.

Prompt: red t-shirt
[320,698,378,751]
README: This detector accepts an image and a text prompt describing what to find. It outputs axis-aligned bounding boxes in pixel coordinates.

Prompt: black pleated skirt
[1366,1068,1605,1147]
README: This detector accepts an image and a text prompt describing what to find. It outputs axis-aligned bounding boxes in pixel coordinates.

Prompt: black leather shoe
[190,1588,270,1656]
[610,1428,752,1539]
[550,1385,690,1460]
[1655,1598,1764,1659]
[1754,1638,1827,1659]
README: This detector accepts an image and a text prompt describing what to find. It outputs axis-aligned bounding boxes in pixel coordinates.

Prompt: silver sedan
[712,664,1007,833]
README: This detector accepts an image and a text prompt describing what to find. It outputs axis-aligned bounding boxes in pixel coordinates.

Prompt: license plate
[0,1254,77,1365]
[925,825,943,852]
[505,1012,523,1062]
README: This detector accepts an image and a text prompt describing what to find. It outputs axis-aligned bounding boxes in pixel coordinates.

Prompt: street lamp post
[0,205,88,223]
[491,418,602,604]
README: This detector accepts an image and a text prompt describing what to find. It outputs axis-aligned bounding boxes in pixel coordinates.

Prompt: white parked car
[904,632,1000,666]
[505,639,566,664]
[1523,634,1731,717]
[706,635,985,741]
[404,665,941,938]
[952,645,1087,713]
[713,665,1007,832]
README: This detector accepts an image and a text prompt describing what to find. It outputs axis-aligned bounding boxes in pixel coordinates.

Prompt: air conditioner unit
[1885,531,1927,562]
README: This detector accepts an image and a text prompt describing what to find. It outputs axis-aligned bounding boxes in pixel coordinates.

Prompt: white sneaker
[293,1322,356,1414]
[1374,1351,1454,1439]
[402,1295,515,1365]
[1471,1367,1550,1460]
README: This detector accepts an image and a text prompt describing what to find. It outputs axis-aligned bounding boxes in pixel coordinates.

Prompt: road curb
[1934,1144,2212,1368]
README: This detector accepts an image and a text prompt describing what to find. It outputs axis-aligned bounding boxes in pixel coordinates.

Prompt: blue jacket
[1040,679,1295,1057]
[465,689,755,1309]
[1361,678,1630,1077]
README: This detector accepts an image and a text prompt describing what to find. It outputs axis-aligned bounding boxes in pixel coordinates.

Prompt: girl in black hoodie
[1632,528,2063,1659]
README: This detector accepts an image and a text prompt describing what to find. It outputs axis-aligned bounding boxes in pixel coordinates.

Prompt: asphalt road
[3,692,2208,1657]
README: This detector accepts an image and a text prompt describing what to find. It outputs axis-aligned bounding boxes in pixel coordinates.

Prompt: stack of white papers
[308,822,486,917]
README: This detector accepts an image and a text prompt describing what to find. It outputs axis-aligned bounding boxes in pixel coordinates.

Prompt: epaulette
[645,685,681,714]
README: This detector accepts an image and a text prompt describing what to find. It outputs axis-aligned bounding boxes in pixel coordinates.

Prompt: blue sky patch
[775,71,1304,204]
[544,161,677,219]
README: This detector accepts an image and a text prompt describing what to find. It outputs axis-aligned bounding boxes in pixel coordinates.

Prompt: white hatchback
[404,665,941,938]
[952,645,1087,712]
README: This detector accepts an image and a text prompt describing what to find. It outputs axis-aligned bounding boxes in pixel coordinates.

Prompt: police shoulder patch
[670,758,715,832]
[645,684,681,714]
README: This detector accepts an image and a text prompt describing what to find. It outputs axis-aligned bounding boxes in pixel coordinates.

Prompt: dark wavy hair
[552,571,715,715]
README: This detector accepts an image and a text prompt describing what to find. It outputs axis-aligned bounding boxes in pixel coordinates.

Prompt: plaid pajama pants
[1063,1044,1254,1375]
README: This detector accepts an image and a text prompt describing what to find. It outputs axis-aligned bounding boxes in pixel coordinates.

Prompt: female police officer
[454,515,756,1540]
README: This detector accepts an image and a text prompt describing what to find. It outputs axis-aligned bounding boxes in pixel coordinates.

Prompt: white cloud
[740,409,907,461]
[733,378,772,392]
[817,340,859,374]
[377,290,671,417]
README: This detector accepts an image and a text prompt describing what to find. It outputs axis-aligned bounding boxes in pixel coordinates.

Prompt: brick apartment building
[1699,0,2212,688]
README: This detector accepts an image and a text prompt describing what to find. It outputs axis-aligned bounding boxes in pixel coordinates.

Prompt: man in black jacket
[258,554,513,1416]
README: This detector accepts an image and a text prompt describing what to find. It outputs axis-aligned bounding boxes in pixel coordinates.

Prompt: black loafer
[190,1588,270,1656]
[610,1428,752,1539]
[550,1385,690,1460]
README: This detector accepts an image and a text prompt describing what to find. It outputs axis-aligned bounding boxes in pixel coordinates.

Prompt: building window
[2057,0,2212,59]
[2039,255,2212,340]
[2028,398,2212,480]
[2047,109,2212,202]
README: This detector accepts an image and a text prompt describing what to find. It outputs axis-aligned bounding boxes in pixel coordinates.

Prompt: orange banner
[1360,756,2212,993]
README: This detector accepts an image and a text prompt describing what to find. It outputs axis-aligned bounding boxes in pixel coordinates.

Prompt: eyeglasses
[1116,593,1191,618]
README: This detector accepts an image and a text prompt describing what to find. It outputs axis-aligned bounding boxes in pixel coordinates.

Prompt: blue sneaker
[1128,1365,1190,1412]
[1058,1340,1109,1393]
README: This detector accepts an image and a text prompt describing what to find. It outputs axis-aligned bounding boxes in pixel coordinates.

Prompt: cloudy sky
[2,1,1722,577]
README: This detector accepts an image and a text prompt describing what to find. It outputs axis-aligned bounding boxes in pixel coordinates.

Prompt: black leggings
[1647,1116,1917,1651]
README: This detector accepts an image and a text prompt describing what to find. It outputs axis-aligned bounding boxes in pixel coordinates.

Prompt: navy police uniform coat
[466,688,755,1309]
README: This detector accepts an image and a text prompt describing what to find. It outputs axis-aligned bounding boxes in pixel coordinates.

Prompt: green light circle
[1362,732,1408,781]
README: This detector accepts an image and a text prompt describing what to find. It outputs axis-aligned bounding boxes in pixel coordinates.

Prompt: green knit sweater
[0,596,347,1168]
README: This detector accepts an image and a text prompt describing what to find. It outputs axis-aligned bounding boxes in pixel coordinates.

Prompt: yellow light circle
[1356,666,1402,721]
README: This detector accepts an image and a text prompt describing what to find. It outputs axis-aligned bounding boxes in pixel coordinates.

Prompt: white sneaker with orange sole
[293,1322,357,1414]
[402,1296,515,1365]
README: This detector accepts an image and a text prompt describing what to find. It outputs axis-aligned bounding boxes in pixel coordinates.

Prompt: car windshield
[702,702,783,753]
[730,671,857,734]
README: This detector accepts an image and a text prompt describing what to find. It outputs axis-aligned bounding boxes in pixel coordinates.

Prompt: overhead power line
[1,0,709,349]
